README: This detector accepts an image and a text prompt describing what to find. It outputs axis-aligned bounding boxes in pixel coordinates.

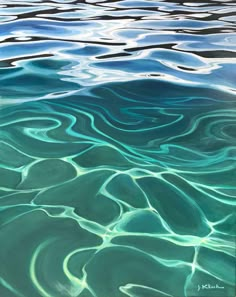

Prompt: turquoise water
[0,1,236,297]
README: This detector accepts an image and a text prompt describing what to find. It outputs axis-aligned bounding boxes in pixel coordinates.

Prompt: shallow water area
[0,1,236,297]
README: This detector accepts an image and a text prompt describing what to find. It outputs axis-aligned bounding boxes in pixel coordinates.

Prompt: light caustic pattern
[0,1,236,297]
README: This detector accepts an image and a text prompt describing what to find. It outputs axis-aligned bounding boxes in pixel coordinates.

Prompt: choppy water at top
[0,1,236,297]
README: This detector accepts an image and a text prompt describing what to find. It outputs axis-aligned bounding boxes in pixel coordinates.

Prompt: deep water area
[0,1,235,297]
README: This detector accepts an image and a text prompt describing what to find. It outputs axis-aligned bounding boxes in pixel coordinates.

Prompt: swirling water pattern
[0,1,236,297]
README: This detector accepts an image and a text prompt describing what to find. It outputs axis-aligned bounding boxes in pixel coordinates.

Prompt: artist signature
[198,284,225,291]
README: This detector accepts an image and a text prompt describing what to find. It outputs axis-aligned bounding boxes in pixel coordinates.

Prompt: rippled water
[0,1,236,297]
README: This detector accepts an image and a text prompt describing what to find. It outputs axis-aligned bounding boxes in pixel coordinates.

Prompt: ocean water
[0,1,236,297]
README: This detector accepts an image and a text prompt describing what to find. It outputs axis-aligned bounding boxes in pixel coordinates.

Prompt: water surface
[0,1,236,297]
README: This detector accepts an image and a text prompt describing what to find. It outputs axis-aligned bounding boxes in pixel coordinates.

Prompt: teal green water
[0,1,236,297]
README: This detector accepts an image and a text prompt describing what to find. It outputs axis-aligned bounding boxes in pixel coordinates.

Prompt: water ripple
[0,1,235,297]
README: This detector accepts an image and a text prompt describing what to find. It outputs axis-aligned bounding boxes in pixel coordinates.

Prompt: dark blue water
[0,1,236,297]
